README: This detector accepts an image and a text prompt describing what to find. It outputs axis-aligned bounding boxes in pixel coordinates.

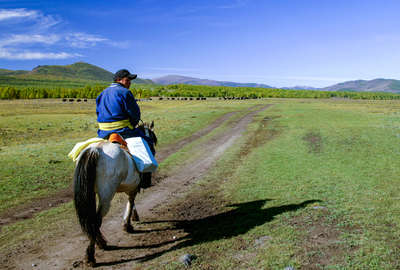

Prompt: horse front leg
[123,191,138,233]
[132,203,140,222]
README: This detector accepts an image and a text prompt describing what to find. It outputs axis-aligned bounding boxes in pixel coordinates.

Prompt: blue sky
[0,0,399,87]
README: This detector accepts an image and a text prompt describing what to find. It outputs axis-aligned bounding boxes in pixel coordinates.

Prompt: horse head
[137,120,158,147]
[136,121,157,189]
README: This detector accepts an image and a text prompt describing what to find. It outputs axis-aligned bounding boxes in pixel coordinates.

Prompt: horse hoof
[86,260,96,267]
[132,216,140,222]
[98,243,108,250]
[97,239,108,250]
[132,211,140,222]
[124,224,134,233]
[85,258,96,267]
[72,260,83,268]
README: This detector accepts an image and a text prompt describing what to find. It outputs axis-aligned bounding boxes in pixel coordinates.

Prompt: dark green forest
[1,82,399,100]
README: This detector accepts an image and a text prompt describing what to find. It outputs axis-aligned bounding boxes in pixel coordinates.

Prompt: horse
[73,121,157,266]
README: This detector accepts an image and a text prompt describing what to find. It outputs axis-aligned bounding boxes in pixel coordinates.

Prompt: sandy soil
[2,104,271,270]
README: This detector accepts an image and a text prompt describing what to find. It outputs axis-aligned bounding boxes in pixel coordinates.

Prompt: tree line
[1,84,400,100]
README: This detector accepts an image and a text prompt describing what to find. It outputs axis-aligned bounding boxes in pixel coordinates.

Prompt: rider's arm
[123,91,141,127]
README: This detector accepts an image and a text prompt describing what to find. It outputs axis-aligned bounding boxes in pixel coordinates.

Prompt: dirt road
[3,104,271,270]
[0,110,237,229]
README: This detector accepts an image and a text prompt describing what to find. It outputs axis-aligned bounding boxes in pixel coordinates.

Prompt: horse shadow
[95,199,320,267]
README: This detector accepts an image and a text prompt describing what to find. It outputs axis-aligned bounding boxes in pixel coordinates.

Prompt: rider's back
[96,83,141,139]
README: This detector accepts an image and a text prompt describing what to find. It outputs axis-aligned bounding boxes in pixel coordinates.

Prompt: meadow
[0,99,254,213]
[1,98,399,269]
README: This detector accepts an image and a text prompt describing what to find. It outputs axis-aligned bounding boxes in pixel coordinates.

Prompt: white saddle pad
[125,137,158,173]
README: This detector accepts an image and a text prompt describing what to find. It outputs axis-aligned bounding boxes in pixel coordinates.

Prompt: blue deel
[96,83,141,138]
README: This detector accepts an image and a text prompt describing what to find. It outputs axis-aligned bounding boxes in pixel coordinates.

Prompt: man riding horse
[96,69,155,187]
[96,69,155,152]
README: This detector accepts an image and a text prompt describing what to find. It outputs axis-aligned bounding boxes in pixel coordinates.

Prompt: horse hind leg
[85,239,96,267]
[85,213,104,266]
[95,203,110,250]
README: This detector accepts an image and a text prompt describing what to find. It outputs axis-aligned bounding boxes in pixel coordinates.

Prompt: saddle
[108,133,129,151]
[108,133,152,189]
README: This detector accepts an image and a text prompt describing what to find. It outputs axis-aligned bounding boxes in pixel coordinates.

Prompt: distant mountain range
[281,86,320,90]
[153,75,400,93]
[152,75,272,88]
[2,62,400,93]
[321,78,400,92]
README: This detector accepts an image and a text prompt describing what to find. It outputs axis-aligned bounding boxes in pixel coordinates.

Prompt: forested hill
[0,62,153,85]
[30,62,114,81]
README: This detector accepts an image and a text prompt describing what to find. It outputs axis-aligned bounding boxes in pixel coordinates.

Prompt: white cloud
[66,33,108,48]
[0,8,38,21]
[0,8,61,30]
[0,34,60,46]
[0,48,79,60]
[35,13,61,31]
[0,8,128,60]
[0,31,110,59]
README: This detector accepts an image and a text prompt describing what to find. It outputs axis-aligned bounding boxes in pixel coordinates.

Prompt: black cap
[113,69,137,81]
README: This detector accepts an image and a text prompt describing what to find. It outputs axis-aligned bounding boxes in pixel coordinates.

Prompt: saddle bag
[125,137,158,173]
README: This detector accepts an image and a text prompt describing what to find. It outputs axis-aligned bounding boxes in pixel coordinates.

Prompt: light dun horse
[73,121,157,266]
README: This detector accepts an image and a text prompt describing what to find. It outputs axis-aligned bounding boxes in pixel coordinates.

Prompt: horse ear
[150,120,154,129]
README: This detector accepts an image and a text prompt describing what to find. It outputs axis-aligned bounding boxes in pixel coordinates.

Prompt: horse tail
[73,147,101,243]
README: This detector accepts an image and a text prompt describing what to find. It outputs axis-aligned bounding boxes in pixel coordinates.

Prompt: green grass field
[0,99,258,213]
[1,98,399,269]
[220,100,400,269]
[143,99,400,269]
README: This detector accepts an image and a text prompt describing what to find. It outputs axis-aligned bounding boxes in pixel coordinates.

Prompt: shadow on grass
[95,199,320,267]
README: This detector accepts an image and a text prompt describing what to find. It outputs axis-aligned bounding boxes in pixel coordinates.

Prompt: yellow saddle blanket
[68,134,129,162]
[68,137,106,162]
